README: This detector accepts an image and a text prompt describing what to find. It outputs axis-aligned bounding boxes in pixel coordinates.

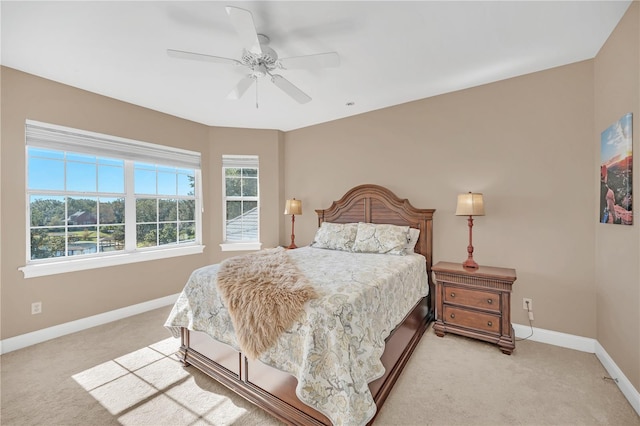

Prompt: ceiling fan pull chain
[255,77,259,109]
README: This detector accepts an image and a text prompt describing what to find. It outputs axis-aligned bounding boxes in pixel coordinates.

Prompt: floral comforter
[165,246,429,426]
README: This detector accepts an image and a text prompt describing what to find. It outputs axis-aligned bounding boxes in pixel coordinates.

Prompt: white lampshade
[284,198,302,215]
[455,193,485,216]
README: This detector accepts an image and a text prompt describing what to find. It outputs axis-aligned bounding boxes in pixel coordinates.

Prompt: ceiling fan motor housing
[260,45,278,63]
[242,47,278,74]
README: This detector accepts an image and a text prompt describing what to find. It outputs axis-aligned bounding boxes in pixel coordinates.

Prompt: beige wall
[0,67,284,339]
[594,1,640,391]
[285,60,596,338]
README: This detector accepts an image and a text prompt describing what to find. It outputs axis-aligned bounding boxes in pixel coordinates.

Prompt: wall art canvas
[600,112,633,225]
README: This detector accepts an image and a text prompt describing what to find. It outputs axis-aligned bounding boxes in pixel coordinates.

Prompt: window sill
[19,245,205,278]
[219,242,262,252]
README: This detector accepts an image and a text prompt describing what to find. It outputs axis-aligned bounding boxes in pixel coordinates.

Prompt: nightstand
[432,261,517,355]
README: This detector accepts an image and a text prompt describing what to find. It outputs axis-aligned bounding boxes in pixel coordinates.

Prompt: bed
[165,184,435,425]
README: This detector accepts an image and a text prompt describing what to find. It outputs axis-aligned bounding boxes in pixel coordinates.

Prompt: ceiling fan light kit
[167,6,340,107]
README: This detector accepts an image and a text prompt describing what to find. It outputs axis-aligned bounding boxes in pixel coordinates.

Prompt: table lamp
[284,198,302,249]
[455,192,485,269]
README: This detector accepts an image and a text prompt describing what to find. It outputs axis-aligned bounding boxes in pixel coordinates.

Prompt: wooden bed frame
[178,184,435,425]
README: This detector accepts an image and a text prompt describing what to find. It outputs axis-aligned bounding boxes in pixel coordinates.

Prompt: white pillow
[404,227,420,254]
[310,222,358,251]
[351,222,410,255]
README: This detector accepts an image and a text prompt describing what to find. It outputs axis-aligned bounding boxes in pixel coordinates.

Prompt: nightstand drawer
[443,305,501,334]
[444,285,500,313]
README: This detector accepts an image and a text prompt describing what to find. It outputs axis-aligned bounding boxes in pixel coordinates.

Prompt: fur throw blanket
[217,247,318,359]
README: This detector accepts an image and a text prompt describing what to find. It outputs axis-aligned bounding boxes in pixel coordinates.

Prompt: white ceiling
[1,1,632,132]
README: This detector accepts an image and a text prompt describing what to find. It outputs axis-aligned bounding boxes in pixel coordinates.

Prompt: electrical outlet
[31,302,42,315]
[522,298,533,311]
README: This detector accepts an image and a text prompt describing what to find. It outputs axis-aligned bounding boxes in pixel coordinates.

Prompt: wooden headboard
[315,184,435,275]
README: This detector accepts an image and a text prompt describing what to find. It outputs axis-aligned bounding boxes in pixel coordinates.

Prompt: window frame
[220,155,261,252]
[20,120,204,278]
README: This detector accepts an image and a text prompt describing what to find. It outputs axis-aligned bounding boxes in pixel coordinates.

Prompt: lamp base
[462,258,479,269]
[287,214,298,250]
[462,216,479,269]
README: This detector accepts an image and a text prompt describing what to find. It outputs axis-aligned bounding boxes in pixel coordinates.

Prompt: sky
[600,112,633,165]
[28,148,194,196]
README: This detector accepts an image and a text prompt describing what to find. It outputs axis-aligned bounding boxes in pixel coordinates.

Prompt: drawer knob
[450,292,455,298]
[450,313,456,319]
[487,321,493,327]
[487,298,493,304]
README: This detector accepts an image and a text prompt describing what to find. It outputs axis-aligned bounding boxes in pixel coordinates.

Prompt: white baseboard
[514,322,639,417]
[0,293,180,355]
[513,322,596,353]
[595,340,640,416]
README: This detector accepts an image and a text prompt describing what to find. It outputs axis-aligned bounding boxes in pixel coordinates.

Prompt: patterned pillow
[310,222,358,251]
[404,227,421,254]
[351,222,410,255]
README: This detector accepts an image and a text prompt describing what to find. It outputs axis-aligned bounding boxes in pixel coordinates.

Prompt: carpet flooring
[1,306,638,425]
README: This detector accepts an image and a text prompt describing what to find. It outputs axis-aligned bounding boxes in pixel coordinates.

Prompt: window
[134,163,197,249]
[21,120,203,278]
[221,155,260,251]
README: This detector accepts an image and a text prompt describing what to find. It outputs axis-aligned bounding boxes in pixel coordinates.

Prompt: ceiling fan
[167,6,340,106]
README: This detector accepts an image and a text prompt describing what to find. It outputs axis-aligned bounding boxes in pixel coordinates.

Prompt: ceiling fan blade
[225,6,262,55]
[270,74,311,104]
[279,52,340,70]
[226,76,255,100]
[167,49,242,66]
